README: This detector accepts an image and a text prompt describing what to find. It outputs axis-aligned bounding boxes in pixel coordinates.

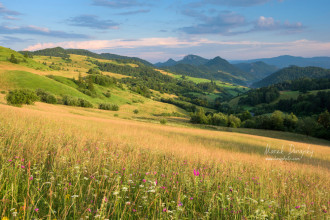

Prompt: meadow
[0,102,329,219]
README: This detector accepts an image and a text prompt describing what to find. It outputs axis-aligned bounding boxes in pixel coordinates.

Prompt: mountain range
[155,55,278,85]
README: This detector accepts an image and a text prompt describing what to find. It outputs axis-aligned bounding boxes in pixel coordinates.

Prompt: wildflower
[8,159,12,162]
[132,209,137,212]
[295,206,300,209]
[29,176,33,180]
[104,197,108,202]
[122,187,128,191]
[126,202,131,205]
[34,208,39,212]
[21,165,25,169]
[193,169,199,176]
[2,217,9,220]
[190,197,193,200]
[113,191,119,195]
[71,195,79,198]
[142,179,146,183]
[163,208,167,212]
[178,202,183,207]
[88,208,91,212]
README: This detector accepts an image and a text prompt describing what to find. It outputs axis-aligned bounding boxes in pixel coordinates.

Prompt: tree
[228,114,241,128]
[318,110,330,129]
[283,112,298,131]
[87,76,95,92]
[297,117,318,136]
[270,110,284,130]
[9,54,19,64]
[211,112,228,126]
[190,108,209,124]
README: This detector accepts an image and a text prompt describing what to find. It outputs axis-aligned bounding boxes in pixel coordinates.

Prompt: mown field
[0,101,329,219]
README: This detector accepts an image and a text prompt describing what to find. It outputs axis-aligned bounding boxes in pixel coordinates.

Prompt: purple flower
[193,169,200,176]
[190,197,193,200]
[21,165,25,169]
[163,208,167,212]
[295,206,301,209]
[29,176,33,180]
[34,208,39,212]
[142,179,146,183]
[132,209,137,212]
[178,202,183,207]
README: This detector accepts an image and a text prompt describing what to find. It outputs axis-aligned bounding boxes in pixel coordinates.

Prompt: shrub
[104,91,111,98]
[78,98,93,108]
[6,89,38,106]
[133,109,139,114]
[87,68,101,75]
[62,95,79,106]
[36,89,57,104]
[160,118,167,125]
[0,91,6,94]
[99,103,119,111]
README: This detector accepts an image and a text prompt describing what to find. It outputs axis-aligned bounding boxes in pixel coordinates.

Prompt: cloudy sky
[1,0,330,62]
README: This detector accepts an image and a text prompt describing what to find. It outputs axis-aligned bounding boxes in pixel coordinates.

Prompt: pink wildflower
[193,169,200,176]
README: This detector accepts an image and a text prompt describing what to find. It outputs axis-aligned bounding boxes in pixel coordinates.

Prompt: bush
[78,98,93,108]
[0,91,6,94]
[36,89,57,104]
[87,68,101,75]
[99,103,119,111]
[6,89,38,106]
[62,95,79,106]
[104,91,111,98]
[133,109,139,114]
[160,118,167,125]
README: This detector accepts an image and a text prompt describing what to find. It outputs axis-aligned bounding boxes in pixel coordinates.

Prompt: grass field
[0,102,329,219]
[0,46,329,219]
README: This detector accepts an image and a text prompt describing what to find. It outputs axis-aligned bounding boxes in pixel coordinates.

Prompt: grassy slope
[0,50,189,121]
[0,102,329,219]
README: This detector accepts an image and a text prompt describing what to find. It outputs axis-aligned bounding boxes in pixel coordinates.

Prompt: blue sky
[1,0,330,62]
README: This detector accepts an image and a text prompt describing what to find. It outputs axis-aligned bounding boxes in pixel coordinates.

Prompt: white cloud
[23,38,330,61]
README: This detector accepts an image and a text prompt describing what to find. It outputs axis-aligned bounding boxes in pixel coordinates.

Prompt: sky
[0,0,330,63]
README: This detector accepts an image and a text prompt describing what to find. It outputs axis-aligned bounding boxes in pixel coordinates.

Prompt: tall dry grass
[0,103,329,219]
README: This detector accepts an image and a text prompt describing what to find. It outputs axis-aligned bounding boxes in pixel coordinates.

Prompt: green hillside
[252,66,330,87]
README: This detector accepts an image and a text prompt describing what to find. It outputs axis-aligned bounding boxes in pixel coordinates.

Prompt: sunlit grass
[0,103,329,219]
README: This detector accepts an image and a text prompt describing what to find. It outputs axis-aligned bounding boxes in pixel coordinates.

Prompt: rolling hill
[234,61,278,81]
[252,66,330,87]
[21,47,154,67]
